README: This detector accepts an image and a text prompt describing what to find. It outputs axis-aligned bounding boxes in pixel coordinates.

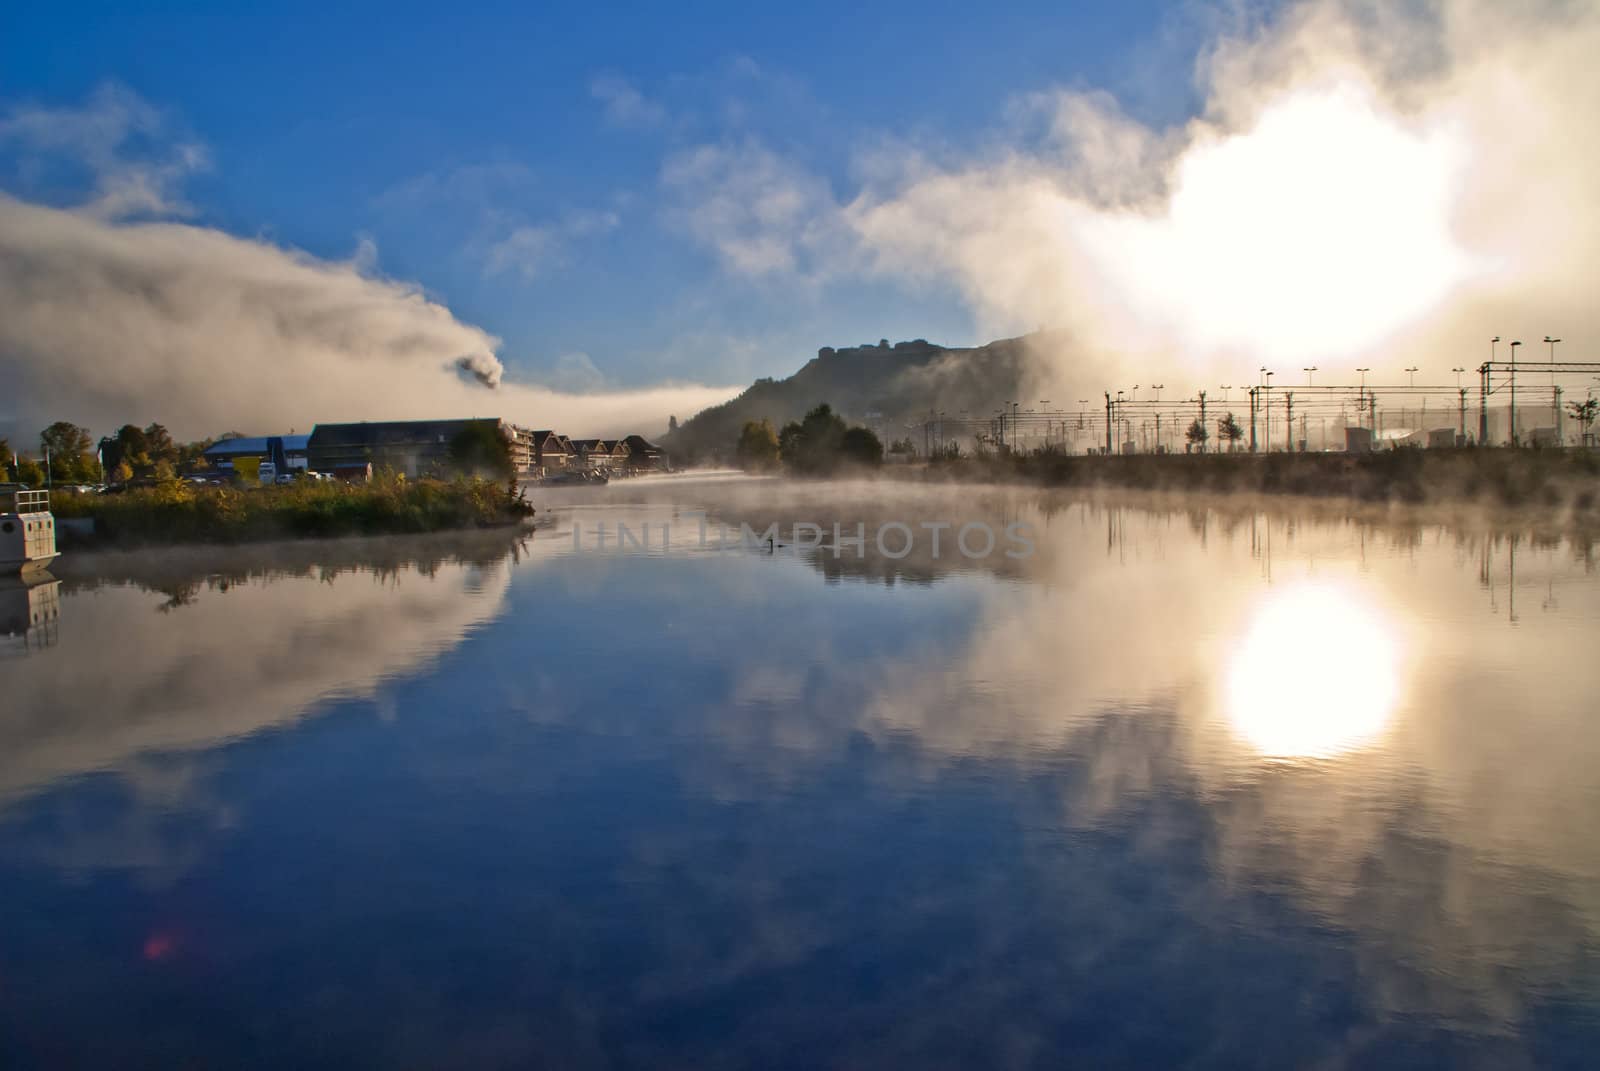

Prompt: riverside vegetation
[51,475,533,548]
[915,445,1600,519]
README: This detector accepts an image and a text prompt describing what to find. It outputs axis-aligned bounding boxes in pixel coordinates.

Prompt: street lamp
[1220,385,1232,402]
[1303,366,1317,386]
[1151,383,1164,402]
[1405,366,1419,387]
[1452,367,1465,388]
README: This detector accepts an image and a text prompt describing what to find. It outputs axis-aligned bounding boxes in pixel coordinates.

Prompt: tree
[39,421,97,482]
[15,456,45,486]
[734,419,781,470]
[888,437,916,455]
[668,415,679,434]
[447,422,514,479]
[143,422,178,465]
[0,437,12,477]
[840,426,884,466]
[1568,398,1599,446]
[1217,412,1244,451]
[786,404,849,473]
[112,460,134,484]
[1185,418,1210,453]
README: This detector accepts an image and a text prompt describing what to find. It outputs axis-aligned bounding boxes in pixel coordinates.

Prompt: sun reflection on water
[1226,581,1403,760]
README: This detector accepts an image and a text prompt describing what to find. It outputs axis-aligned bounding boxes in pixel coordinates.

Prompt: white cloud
[0,192,737,439]
[661,140,849,279]
[482,209,620,279]
[0,82,208,219]
[845,0,1600,389]
[590,73,669,128]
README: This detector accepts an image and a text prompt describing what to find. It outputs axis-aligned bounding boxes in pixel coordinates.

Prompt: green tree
[447,422,514,479]
[40,421,97,482]
[785,404,849,474]
[15,456,46,486]
[840,426,884,467]
[102,424,150,475]
[1217,412,1244,451]
[143,422,179,465]
[111,460,135,484]
[734,419,781,470]
[0,437,12,477]
[1185,418,1210,453]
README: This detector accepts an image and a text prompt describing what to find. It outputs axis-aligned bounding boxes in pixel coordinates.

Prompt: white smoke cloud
[0,85,737,443]
[846,0,1600,389]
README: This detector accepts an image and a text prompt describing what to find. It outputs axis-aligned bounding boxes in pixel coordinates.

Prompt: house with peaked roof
[528,430,573,475]
[621,434,668,472]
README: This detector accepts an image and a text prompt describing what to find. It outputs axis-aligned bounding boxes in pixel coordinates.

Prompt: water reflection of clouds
[555,483,1600,1038]
[1,545,515,816]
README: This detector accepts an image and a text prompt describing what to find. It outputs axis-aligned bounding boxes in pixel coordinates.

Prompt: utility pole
[1198,390,1208,454]
[1479,362,1490,444]
[1249,387,1258,452]
[1284,391,1294,452]
[1459,388,1468,446]
[1510,340,1522,444]
[1104,392,1113,455]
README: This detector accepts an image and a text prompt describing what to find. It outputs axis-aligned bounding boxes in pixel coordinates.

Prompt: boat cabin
[1,487,60,575]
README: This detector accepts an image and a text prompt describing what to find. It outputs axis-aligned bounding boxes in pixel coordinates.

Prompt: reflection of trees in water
[53,529,531,611]
[665,479,1600,592]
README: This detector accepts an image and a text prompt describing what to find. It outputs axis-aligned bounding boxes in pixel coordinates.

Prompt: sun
[1225,581,1403,760]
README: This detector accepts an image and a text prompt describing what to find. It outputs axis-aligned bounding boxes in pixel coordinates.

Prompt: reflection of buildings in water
[0,573,60,654]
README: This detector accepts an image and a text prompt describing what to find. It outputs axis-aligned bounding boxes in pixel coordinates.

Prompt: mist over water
[3,479,1599,1067]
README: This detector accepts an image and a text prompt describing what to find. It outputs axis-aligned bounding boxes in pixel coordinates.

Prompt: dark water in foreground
[4,478,1600,1069]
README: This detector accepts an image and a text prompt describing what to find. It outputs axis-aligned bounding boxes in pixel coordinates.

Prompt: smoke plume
[0,192,735,440]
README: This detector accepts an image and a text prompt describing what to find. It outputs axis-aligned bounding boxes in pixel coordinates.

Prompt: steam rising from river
[850,0,1600,392]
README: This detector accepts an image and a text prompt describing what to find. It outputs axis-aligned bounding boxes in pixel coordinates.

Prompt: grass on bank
[51,474,534,546]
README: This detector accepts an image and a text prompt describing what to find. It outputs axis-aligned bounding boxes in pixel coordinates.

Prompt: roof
[622,434,665,456]
[203,434,310,457]
[308,419,502,449]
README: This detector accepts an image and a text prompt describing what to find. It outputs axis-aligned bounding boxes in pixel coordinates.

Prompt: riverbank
[903,448,1600,519]
[50,476,534,548]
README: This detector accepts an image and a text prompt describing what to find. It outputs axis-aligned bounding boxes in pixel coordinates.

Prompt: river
[3,476,1598,1068]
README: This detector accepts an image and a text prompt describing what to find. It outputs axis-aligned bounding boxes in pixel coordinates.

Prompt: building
[202,434,310,472]
[621,434,668,471]
[307,419,518,478]
[528,430,574,475]
[570,439,631,470]
[1345,426,1375,453]
[505,425,535,473]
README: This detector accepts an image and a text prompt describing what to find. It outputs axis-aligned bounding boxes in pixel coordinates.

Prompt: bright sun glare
[1226,581,1403,760]
[1079,81,1477,361]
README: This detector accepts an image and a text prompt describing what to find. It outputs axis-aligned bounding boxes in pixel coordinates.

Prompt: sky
[1,0,1596,438]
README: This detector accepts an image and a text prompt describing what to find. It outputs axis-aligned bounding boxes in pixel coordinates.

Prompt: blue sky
[0,1,1216,390]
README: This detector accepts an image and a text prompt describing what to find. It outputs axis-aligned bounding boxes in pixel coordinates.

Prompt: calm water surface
[4,478,1600,1069]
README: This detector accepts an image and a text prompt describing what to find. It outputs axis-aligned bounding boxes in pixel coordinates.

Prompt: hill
[664,335,1046,460]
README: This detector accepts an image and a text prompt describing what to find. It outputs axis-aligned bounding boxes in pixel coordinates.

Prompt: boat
[0,486,61,575]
